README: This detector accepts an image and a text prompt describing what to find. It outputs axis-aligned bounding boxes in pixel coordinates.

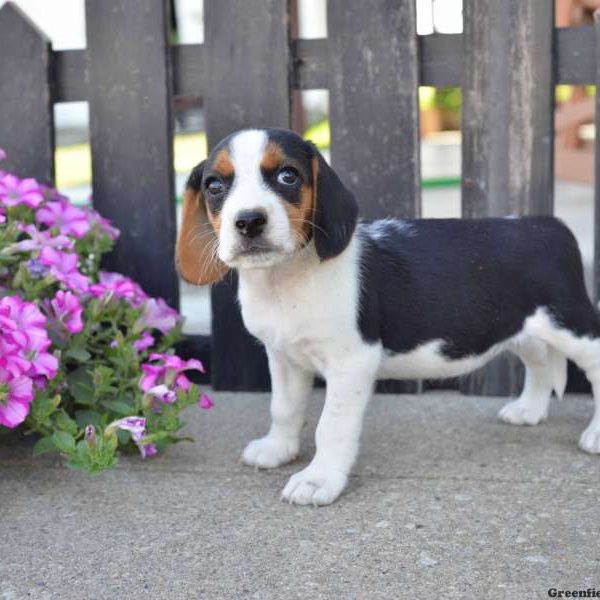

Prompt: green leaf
[67,367,96,406]
[33,436,57,456]
[185,384,200,407]
[66,439,119,474]
[29,394,61,426]
[74,409,104,429]
[52,431,76,454]
[116,429,130,445]
[66,347,92,363]
[55,410,78,435]
[103,400,136,416]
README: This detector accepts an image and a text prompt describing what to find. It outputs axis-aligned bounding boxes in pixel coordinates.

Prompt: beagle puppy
[177,128,600,506]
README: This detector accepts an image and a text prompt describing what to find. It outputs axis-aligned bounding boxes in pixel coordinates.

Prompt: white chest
[237,243,363,373]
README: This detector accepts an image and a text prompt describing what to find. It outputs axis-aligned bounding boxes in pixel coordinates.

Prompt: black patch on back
[357,216,600,359]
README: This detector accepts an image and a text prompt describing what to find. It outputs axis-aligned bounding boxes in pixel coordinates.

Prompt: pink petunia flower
[141,443,157,458]
[31,375,48,391]
[106,416,146,441]
[10,224,74,254]
[0,336,29,378]
[0,207,5,224]
[146,384,177,405]
[140,353,204,393]
[88,271,147,306]
[84,207,120,241]
[36,199,91,238]
[0,174,44,209]
[0,296,47,350]
[40,247,89,292]
[0,371,34,428]
[136,298,180,334]
[105,416,155,459]
[133,331,154,352]
[25,258,50,280]
[23,335,58,380]
[198,393,214,410]
[49,290,84,334]
[0,296,58,382]
[0,149,6,161]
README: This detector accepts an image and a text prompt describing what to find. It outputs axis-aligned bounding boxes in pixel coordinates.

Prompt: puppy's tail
[549,347,567,400]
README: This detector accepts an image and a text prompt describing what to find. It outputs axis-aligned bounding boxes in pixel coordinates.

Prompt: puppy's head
[176,128,358,285]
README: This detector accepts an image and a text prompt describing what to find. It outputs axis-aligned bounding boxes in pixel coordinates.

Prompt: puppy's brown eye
[277,167,299,186]
[206,178,224,196]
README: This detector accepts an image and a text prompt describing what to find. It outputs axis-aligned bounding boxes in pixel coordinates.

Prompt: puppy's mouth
[228,241,290,268]
[233,240,281,257]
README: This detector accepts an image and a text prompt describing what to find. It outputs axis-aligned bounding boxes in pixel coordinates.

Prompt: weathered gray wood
[172,44,205,98]
[461,0,554,396]
[0,3,54,183]
[557,26,595,85]
[462,0,554,218]
[85,0,178,307]
[54,50,87,102]
[419,34,462,87]
[594,13,600,304]
[293,38,328,90]
[204,1,291,140]
[49,31,598,105]
[204,0,292,391]
[327,0,420,220]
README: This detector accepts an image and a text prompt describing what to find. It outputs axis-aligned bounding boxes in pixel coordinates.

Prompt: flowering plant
[0,152,212,473]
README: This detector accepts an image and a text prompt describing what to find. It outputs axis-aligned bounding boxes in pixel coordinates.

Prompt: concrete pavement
[1,390,599,599]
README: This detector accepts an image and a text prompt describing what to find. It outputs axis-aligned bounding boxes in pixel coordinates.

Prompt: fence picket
[0,3,54,183]
[204,0,292,391]
[327,0,420,220]
[85,0,178,307]
[327,0,420,394]
[461,0,554,396]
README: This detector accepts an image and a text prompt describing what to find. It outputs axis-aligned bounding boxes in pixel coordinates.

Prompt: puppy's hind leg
[580,380,600,453]
[526,306,600,453]
[498,335,563,426]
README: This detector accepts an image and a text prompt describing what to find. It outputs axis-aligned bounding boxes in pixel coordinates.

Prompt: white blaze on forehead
[229,129,268,182]
[216,129,296,265]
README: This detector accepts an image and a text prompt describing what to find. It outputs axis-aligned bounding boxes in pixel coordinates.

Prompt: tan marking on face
[260,143,284,172]
[206,199,222,234]
[212,149,234,178]
[282,181,315,246]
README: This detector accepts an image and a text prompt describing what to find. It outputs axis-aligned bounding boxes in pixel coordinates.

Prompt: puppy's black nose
[235,210,267,238]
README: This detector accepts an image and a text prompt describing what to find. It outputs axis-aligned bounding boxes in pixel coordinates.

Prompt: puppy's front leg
[242,348,313,469]
[282,352,379,506]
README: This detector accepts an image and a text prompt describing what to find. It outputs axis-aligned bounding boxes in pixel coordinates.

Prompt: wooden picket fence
[0,0,598,395]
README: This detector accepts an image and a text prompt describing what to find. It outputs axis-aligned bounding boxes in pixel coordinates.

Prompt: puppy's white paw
[498,399,547,426]
[579,425,600,454]
[242,436,299,469]
[281,466,347,506]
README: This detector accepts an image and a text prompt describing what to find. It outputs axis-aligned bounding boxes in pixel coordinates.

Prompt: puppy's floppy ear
[309,144,359,260]
[176,160,228,285]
